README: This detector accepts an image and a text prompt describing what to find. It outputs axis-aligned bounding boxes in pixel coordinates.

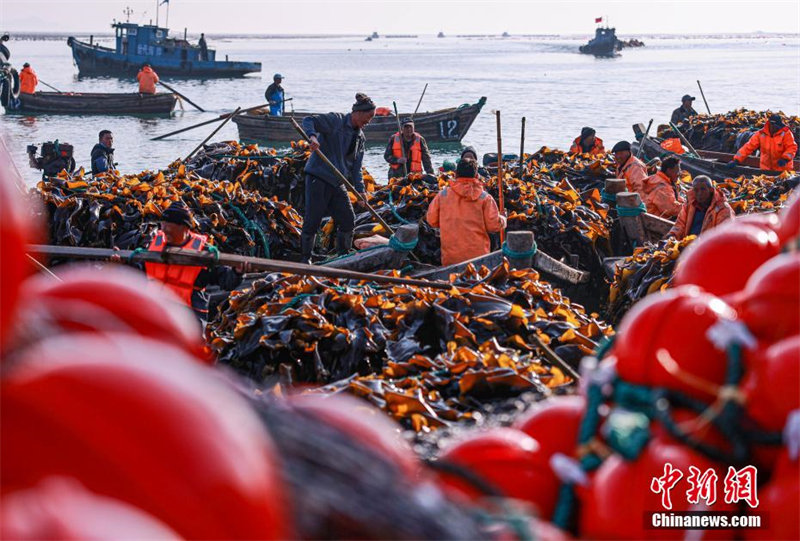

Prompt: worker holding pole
[300,93,376,263]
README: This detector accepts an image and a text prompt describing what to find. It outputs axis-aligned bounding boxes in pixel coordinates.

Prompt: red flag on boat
[595,17,603,23]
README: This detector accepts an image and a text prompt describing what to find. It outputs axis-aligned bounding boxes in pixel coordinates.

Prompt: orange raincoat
[19,66,38,94]
[642,171,683,219]
[668,187,734,240]
[616,155,648,195]
[137,66,159,94]
[426,177,505,266]
[569,136,605,156]
[734,124,797,171]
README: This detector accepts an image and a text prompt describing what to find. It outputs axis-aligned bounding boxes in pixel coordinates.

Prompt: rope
[501,240,537,259]
[128,247,146,263]
[227,203,271,258]
[205,244,220,265]
[388,235,418,252]
[616,202,647,217]
[600,189,617,204]
[388,189,412,225]
[318,244,386,265]
[280,293,314,313]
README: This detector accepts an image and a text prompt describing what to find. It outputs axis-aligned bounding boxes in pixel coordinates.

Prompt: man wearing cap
[668,175,734,240]
[728,114,797,172]
[569,127,605,156]
[612,140,648,196]
[19,62,37,94]
[384,119,434,179]
[265,74,285,116]
[671,95,698,125]
[300,93,376,262]
[141,204,244,322]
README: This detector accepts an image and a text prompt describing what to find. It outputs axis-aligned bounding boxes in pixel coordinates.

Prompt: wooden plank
[617,192,647,246]
[642,213,675,240]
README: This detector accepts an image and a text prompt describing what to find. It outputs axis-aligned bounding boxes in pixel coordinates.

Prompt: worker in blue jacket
[264,73,285,116]
[300,93,376,262]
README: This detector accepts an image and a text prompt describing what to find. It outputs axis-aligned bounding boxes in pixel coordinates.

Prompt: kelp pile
[717,173,799,214]
[606,236,695,324]
[663,108,800,153]
[210,260,612,432]
[36,162,303,260]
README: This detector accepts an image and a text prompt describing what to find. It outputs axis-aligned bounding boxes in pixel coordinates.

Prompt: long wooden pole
[636,118,653,160]
[412,83,428,118]
[28,244,447,290]
[392,101,407,177]
[289,117,398,237]
[495,111,505,243]
[184,106,241,162]
[158,80,204,112]
[518,116,526,179]
[151,102,269,140]
[39,79,63,93]
[696,80,711,115]
[669,121,700,156]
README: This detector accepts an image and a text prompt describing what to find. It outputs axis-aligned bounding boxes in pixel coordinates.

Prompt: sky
[2,0,800,36]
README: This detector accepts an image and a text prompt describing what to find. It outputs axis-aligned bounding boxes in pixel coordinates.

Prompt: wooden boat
[634,126,800,181]
[232,97,487,144]
[4,91,177,115]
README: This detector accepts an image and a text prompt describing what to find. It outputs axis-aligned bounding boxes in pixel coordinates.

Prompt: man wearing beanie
[300,93,376,262]
[729,113,797,172]
[612,140,648,195]
[569,127,605,156]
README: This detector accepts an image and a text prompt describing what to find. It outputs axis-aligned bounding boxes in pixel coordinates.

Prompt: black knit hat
[352,93,376,112]
[612,140,631,153]
[580,127,596,139]
[460,146,478,160]
[161,204,193,227]
[456,158,478,178]
[769,114,784,126]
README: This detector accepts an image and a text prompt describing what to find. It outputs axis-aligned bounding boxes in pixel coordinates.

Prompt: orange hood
[449,177,486,201]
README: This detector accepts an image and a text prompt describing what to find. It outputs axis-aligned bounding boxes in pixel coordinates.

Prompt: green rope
[616,202,647,217]
[600,189,617,204]
[594,335,615,360]
[388,189,412,225]
[388,235,418,252]
[319,243,386,265]
[473,505,533,541]
[205,244,220,265]
[501,240,537,259]
[128,247,146,264]
[227,203,271,259]
[280,293,314,313]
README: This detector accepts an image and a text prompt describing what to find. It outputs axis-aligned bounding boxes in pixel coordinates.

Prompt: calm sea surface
[2,33,799,186]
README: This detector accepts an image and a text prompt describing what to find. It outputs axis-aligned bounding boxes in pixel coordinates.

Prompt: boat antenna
[155,0,159,27]
[123,6,133,23]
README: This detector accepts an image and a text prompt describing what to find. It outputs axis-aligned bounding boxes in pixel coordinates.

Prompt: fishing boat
[4,91,177,115]
[579,27,620,57]
[232,97,487,144]
[634,128,800,181]
[67,22,260,78]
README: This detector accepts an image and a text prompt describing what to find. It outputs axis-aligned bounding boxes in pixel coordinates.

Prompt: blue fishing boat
[67,22,261,78]
[579,27,620,57]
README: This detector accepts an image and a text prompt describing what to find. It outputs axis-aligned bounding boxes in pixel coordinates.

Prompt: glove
[725,160,738,169]
[777,158,789,167]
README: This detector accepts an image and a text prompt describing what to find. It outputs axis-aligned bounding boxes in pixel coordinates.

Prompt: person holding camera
[27,141,76,179]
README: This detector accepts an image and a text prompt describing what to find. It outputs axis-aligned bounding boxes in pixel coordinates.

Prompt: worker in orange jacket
[569,127,605,156]
[19,63,38,94]
[426,158,506,266]
[641,156,684,219]
[728,114,797,172]
[668,175,734,240]
[137,64,159,94]
[612,140,648,195]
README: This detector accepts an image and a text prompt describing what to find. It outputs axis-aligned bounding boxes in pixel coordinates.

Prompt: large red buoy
[745,450,799,540]
[778,190,800,246]
[1,333,291,539]
[737,253,800,343]
[672,224,781,297]
[513,395,585,459]
[612,286,737,402]
[742,335,800,432]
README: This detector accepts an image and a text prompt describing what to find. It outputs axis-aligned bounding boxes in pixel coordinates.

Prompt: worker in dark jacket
[198,33,208,61]
[671,95,699,125]
[459,146,490,179]
[90,130,115,175]
[384,119,434,179]
[300,93,376,262]
[265,74,285,116]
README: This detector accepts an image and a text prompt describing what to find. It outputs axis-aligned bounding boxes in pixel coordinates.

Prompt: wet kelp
[664,108,800,153]
[211,260,612,430]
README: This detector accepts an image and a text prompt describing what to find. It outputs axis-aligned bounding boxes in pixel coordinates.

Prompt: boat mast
[155,0,159,27]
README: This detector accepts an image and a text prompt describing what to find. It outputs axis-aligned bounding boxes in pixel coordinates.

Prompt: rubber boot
[336,231,354,256]
[300,232,316,264]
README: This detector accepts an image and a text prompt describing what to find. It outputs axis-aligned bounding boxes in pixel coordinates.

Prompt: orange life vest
[145,230,207,306]
[390,133,423,173]
[660,138,685,154]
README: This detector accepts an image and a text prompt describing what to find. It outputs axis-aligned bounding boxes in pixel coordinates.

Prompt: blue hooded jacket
[302,112,365,192]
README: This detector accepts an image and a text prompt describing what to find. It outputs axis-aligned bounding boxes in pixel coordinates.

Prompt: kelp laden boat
[232,97,487,144]
[4,91,178,115]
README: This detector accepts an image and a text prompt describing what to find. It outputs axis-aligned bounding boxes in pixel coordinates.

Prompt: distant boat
[233,97,487,144]
[371,31,380,39]
[67,22,261,78]
[579,27,620,57]
[502,31,510,37]
[437,32,445,38]
[4,91,177,115]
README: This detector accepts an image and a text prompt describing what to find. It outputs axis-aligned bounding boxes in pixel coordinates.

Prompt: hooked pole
[696,80,711,115]
[184,106,241,162]
[495,110,505,244]
[411,83,428,119]
[518,116,526,179]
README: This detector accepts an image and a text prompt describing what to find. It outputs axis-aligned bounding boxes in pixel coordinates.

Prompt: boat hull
[5,91,177,115]
[67,37,261,78]
[232,98,487,144]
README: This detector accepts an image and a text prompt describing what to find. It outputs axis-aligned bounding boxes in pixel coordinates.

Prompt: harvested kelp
[663,108,800,153]
[717,172,799,214]
[35,165,303,260]
[211,260,612,431]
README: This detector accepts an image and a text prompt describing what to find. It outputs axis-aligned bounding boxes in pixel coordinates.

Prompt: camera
[28,140,76,177]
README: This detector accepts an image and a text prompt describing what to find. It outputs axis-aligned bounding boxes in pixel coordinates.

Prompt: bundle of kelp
[717,172,799,214]
[663,108,800,153]
[210,260,612,431]
[35,165,303,260]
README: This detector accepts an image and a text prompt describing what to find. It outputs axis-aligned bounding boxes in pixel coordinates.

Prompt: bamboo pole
[412,83,428,117]
[150,102,269,140]
[696,80,711,115]
[184,106,241,162]
[158,80,204,112]
[518,116,526,179]
[669,121,700,156]
[636,119,653,160]
[495,110,505,243]
[39,79,63,93]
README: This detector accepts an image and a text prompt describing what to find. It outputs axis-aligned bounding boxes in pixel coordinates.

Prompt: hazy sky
[2,0,800,35]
